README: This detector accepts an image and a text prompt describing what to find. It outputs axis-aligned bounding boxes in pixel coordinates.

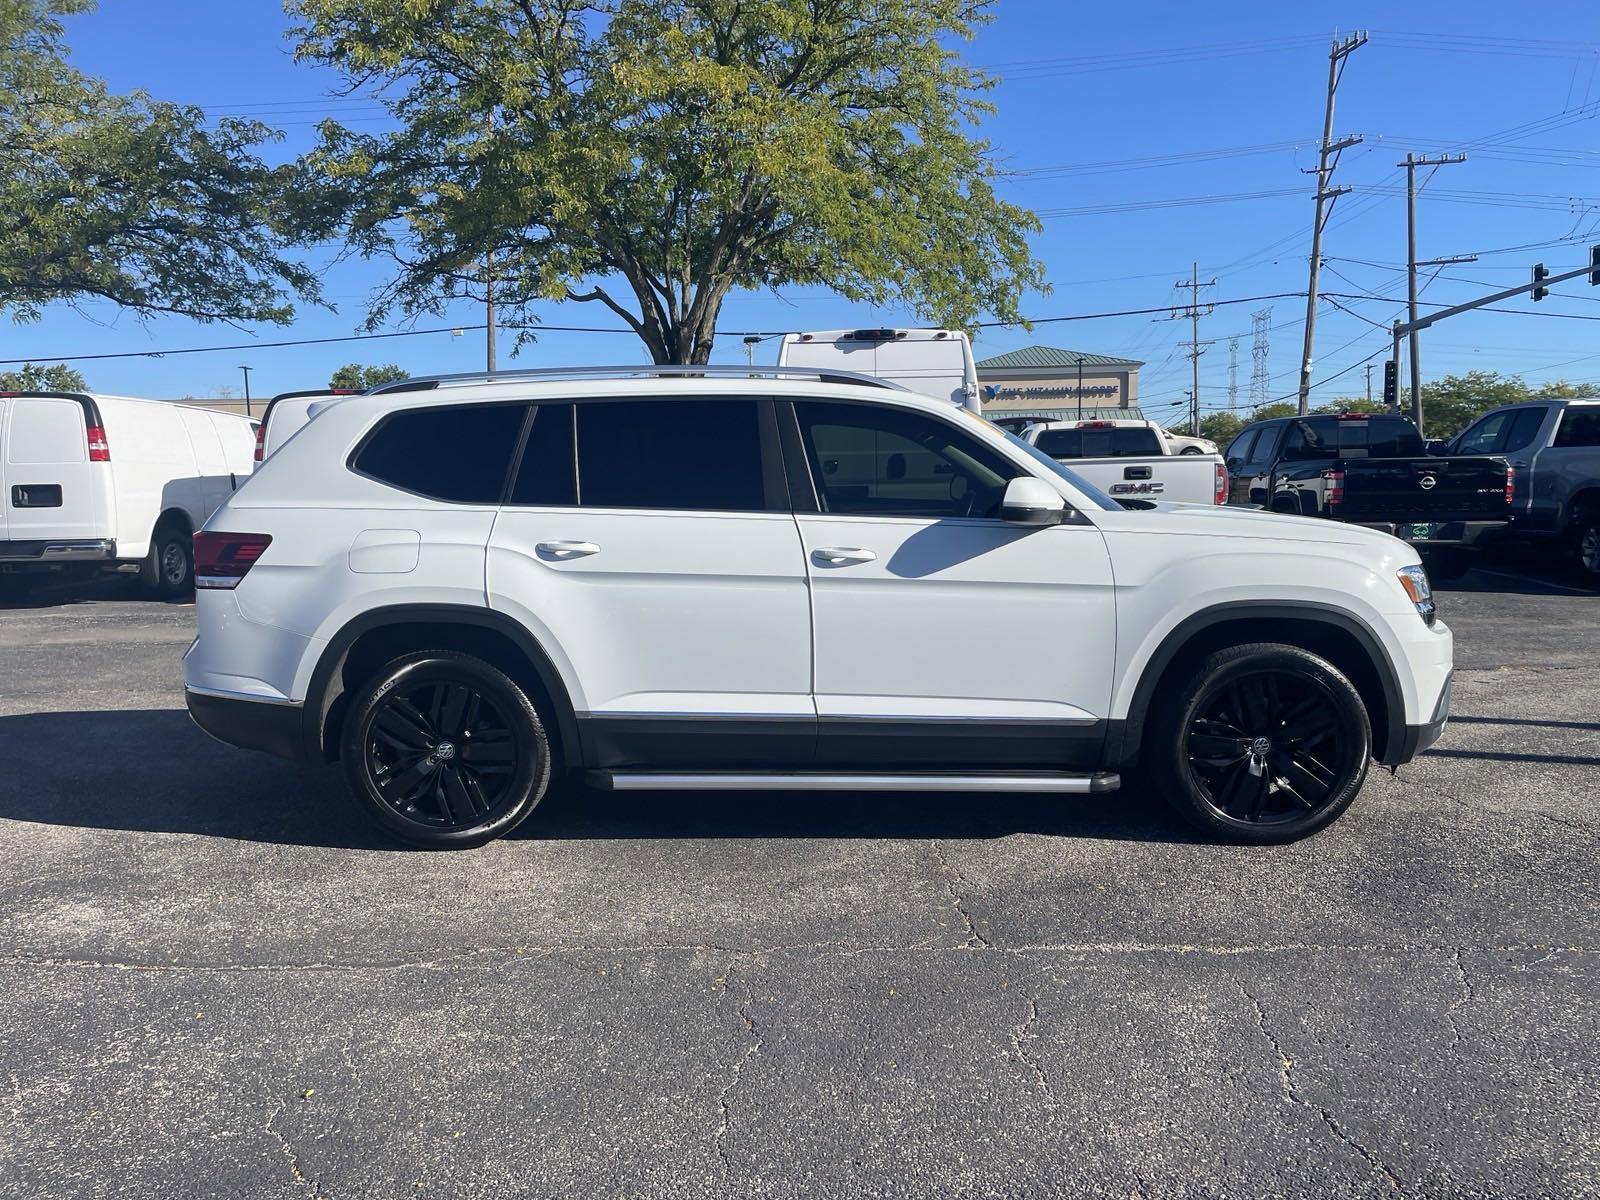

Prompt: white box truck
[777,327,981,412]
[0,391,254,598]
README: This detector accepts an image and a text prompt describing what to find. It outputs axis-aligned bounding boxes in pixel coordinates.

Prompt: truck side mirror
[1000,476,1067,526]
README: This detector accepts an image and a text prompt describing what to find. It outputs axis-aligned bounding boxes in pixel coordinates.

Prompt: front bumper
[186,688,313,763]
[1384,671,1452,766]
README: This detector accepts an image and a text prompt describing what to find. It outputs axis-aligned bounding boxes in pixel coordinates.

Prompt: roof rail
[366,364,907,395]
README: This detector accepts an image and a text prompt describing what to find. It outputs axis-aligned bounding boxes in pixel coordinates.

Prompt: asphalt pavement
[0,550,1595,1199]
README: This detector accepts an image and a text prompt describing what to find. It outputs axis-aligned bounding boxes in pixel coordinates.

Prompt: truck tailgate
[1337,456,1510,523]
[1068,454,1223,505]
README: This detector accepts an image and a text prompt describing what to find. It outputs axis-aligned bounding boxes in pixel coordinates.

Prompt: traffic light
[1382,359,1398,407]
[1590,245,1600,287]
[1532,262,1550,301]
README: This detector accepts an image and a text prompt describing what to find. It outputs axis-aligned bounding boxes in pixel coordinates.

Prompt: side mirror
[1000,476,1068,526]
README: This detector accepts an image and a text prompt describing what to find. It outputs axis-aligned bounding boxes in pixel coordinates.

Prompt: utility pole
[485,262,496,372]
[1076,355,1086,420]
[238,365,253,418]
[1400,151,1468,422]
[1170,262,1215,436]
[1364,362,1373,405]
[1227,336,1240,412]
[1297,31,1367,414]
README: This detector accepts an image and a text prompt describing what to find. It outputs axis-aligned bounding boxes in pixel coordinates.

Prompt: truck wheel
[146,521,193,599]
[340,651,553,849]
[1149,643,1371,844]
[1574,519,1600,582]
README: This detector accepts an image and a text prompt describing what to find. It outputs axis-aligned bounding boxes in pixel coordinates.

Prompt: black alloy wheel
[341,651,551,848]
[1153,643,1371,843]
[1576,520,1600,581]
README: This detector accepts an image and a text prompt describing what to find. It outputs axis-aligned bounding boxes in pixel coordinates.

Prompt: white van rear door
[3,397,103,543]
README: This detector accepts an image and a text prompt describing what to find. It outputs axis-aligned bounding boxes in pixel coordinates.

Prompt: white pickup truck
[1021,418,1227,505]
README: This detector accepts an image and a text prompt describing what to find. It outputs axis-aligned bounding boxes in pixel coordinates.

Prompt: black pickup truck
[1222,412,1514,547]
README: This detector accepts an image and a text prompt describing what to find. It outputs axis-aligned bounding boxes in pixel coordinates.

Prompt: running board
[588,771,1121,794]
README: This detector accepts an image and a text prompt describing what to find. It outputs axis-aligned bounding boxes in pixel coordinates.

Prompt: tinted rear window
[353,403,526,503]
[1555,408,1600,448]
[1034,426,1162,458]
[1298,415,1422,458]
[576,399,767,511]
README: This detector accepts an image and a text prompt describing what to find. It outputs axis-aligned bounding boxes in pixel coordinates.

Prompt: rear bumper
[0,538,116,563]
[186,688,314,763]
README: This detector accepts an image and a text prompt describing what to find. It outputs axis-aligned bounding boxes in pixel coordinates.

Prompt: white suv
[184,366,1453,848]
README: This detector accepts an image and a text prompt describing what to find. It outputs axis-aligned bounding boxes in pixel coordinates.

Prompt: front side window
[353,403,526,503]
[795,401,1021,519]
[1252,424,1284,464]
[1455,411,1510,456]
[1224,428,1259,463]
[575,398,767,511]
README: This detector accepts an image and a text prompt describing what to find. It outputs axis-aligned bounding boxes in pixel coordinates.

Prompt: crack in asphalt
[263,1094,328,1199]
[713,972,764,1180]
[1446,949,1476,1049]
[930,840,991,948]
[2,943,1594,973]
[1231,973,1404,1196]
[1009,993,1058,1110]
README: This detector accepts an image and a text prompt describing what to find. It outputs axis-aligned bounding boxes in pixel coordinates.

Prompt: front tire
[1150,643,1372,844]
[1573,518,1600,582]
[340,651,552,849]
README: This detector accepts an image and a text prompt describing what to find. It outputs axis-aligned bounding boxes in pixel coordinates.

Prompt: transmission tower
[1249,308,1272,407]
[1227,336,1240,411]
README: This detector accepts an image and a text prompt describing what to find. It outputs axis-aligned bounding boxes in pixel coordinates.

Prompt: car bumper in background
[0,538,116,563]
[1354,520,1507,547]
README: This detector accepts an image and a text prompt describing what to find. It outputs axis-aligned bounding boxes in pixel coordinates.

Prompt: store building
[976,346,1144,422]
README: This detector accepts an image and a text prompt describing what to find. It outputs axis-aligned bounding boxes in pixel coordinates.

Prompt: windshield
[1001,430,1122,511]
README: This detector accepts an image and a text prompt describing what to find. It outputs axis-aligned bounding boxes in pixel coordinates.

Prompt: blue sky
[14,0,1600,421]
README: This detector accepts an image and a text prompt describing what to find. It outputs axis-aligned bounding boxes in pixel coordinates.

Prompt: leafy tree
[0,1,317,327]
[290,0,1045,364]
[0,362,87,391]
[330,362,409,390]
[1196,411,1243,447]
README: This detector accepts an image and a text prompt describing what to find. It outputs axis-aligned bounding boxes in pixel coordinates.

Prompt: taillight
[86,424,110,462]
[1323,467,1345,508]
[193,531,272,589]
[253,422,267,463]
[1214,460,1228,506]
[1505,465,1515,508]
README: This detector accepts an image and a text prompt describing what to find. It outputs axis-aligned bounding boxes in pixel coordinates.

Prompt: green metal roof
[976,346,1145,370]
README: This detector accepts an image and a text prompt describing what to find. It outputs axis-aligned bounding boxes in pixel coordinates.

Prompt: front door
[488,397,815,770]
[784,400,1117,770]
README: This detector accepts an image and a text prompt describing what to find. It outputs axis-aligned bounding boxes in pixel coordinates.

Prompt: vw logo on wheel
[1419,475,1437,490]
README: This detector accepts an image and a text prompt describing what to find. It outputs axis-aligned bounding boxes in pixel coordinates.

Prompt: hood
[1100,502,1410,551]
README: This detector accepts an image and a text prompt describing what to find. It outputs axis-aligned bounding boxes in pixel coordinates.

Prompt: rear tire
[1149,643,1372,844]
[145,521,193,599]
[1572,517,1600,582]
[340,650,552,849]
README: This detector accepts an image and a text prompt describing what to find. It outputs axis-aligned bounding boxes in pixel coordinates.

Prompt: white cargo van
[254,388,359,462]
[777,328,981,412]
[0,391,254,597]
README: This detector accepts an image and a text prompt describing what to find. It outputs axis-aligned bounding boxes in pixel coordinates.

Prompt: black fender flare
[1108,600,1406,768]
[299,604,582,767]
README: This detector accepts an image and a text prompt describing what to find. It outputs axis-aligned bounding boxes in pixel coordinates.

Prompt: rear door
[2,396,99,543]
[487,396,816,770]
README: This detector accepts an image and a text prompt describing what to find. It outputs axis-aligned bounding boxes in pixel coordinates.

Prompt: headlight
[1396,564,1436,626]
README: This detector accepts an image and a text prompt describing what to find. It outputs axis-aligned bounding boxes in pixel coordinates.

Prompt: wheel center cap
[1249,736,1272,756]
[431,741,457,763]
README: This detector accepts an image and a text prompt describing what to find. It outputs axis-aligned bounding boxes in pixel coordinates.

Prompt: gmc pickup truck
[1223,412,1513,548]
[1022,419,1228,505]
[1444,397,1600,579]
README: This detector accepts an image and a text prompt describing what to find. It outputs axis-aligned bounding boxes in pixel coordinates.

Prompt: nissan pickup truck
[1222,412,1514,549]
[1442,397,1600,579]
[1022,419,1228,505]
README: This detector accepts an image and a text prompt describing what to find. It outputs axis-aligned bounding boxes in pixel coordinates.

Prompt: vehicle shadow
[0,573,156,610]
[0,709,1200,849]
[1434,548,1599,597]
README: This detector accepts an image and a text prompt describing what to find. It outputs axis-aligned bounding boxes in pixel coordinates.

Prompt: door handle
[812,546,877,566]
[1123,465,1153,480]
[535,540,600,560]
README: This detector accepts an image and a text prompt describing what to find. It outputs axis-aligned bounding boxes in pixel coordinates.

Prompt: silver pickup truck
[1020,419,1227,505]
[1444,398,1600,578]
